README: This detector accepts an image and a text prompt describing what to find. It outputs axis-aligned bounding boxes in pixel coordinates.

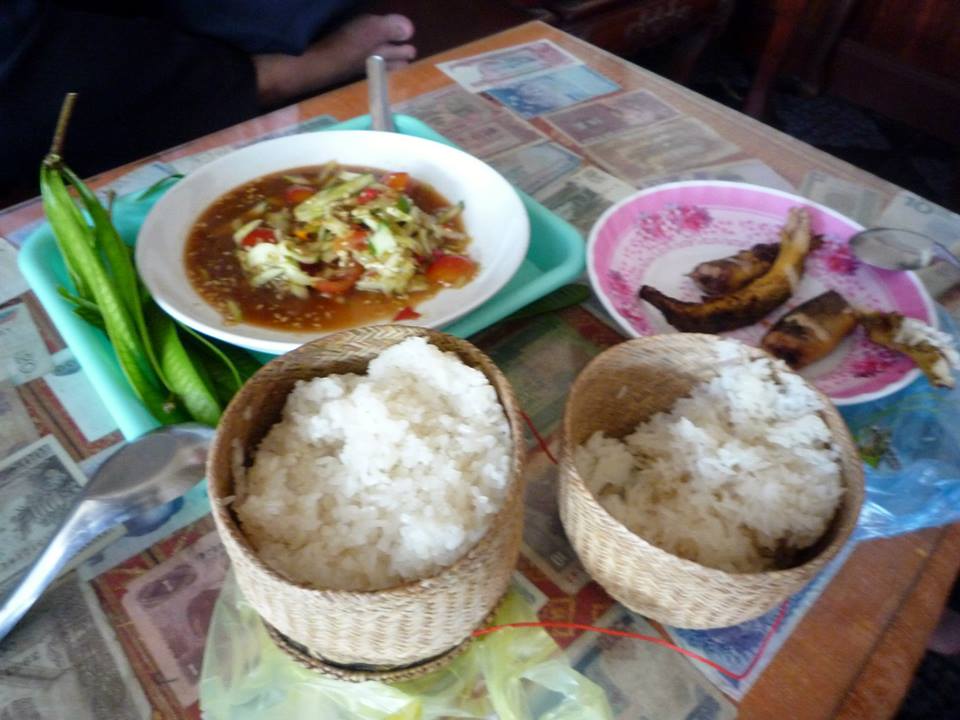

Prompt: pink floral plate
[587,181,937,405]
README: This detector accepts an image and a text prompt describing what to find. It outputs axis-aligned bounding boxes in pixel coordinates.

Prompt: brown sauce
[183,165,473,331]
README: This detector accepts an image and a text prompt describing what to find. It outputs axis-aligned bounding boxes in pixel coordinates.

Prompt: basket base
[263,621,473,683]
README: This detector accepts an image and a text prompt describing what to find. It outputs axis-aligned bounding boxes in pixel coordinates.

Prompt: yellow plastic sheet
[200,572,613,720]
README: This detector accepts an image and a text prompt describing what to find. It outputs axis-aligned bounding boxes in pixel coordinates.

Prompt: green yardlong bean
[39,94,255,426]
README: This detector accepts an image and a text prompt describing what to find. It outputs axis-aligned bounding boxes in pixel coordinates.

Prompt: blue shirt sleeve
[156,0,358,55]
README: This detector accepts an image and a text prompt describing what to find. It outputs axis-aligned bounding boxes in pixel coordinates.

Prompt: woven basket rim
[259,590,508,682]
[263,619,474,682]
[560,333,864,581]
[209,324,526,599]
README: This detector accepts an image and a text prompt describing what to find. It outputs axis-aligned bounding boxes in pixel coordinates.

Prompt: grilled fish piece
[761,290,857,368]
[638,208,814,333]
[859,311,959,388]
[690,236,824,296]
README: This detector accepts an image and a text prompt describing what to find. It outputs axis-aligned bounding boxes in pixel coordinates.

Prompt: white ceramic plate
[587,181,937,405]
[137,131,529,354]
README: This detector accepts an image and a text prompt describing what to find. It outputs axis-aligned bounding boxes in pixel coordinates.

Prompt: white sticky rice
[235,337,511,591]
[574,340,843,573]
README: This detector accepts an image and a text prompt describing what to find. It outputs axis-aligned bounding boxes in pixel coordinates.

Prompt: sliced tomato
[425,253,477,287]
[393,306,422,321]
[356,188,381,204]
[242,227,277,247]
[284,185,315,205]
[332,229,370,253]
[312,263,362,295]
[348,228,370,249]
[383,172,410,191]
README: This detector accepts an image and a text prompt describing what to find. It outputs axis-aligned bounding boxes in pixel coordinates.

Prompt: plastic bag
[199,572,613,720]
[841,305,960,540]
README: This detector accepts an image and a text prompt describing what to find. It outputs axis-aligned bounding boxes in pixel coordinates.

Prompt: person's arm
[157,0,358,55]
[0,1,260,195]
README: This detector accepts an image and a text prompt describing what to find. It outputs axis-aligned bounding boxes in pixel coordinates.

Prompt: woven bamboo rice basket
[558,334,864,629]
[208,325,526,670]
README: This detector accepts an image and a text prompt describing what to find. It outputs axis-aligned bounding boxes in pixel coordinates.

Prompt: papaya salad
[184,162,478,330]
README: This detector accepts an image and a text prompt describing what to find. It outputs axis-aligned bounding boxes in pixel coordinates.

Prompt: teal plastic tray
[18,114,584,440]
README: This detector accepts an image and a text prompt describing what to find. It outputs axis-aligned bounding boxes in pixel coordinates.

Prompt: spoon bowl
[0,423,213,642]
[849,227,960,271]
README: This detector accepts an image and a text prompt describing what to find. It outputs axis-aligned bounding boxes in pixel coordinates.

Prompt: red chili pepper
[357,188,381,204]
[393,306,422,321]
[242,227,277,246]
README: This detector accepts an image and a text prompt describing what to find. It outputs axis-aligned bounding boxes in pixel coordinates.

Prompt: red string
[508,410,793,682]
[520,410,558,464]
[471,598,790,681]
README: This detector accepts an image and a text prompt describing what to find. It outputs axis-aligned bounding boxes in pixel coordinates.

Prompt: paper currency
[0,576,150,720]
[41,349,118,442]
[239,114,339,149]
[522,447,592,595]
[0,302,54,385]
[167,147,235,176]
[0,236,28,305]
[511,570,549,613]
[5,218,44,249]
[610,90,681,126]
[121,530,228,708]
[179,119,337,174]
[588,117,739,185]
[444,115,544,158]
[283,113,338,134]
[535,166,634,234]
[877,191,960,299]
[0,385,38,457]
[79,481,212,581]
[486,65,621,119]
[665,539,856,700]
[488,142,582,194]
[398,86,543,156]
[545,89,678,144]
[566,607,736,719]
[396,85,499,130]
[800,170,884,226]
[638,158,795,192]
[0,437,86,592]
[877,191,960,249]
[438,39,581,92]
[100,161,178,198]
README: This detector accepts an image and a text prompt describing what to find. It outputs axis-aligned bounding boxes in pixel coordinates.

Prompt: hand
[253,14,416,107]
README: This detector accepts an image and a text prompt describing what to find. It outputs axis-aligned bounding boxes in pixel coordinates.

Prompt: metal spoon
[0,423,214,642]
[366,55,395,132]
[849,227,960,271]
